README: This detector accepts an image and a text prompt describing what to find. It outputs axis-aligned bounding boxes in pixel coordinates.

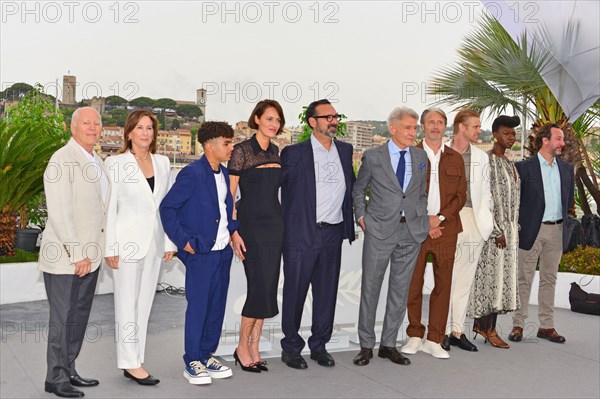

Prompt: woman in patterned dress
[467,115,521,348]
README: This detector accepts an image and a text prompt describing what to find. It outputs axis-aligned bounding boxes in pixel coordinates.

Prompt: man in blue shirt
[509,123,574,344]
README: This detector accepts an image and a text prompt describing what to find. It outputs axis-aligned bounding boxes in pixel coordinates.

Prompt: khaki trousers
[512,223,563,329]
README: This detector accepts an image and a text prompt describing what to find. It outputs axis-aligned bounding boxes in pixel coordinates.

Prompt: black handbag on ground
[569,282,600,316]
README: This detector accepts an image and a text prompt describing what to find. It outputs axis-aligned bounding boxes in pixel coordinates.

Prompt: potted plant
[0,86,68,257]
[15,192,47,252]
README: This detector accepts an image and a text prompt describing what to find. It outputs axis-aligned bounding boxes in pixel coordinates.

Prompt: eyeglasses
[313,114,342,122]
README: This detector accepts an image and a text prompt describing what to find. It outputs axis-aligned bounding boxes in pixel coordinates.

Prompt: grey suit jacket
[353,143,429,243]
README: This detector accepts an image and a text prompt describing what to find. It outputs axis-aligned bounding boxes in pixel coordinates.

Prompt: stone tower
[196,88,206,123]
[62,75,76,105]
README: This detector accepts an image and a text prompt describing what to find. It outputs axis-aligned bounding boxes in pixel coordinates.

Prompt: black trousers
[44,269,99,383]
[281,225,343,353]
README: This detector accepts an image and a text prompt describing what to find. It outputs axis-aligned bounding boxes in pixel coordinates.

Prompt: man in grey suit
[352,107,429,366]
[39,107,110,397]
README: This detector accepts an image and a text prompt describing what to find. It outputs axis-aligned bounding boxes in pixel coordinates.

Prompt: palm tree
[429,14,599,215]
[0,87,68,256]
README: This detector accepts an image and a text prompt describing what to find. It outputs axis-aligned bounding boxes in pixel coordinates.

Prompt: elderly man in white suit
[443,109,494,352]
[39,107,110,398]
[104,110,176,386]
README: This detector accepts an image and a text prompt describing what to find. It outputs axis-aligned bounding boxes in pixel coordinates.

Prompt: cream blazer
[447,140,494,240]
[39,138,111,274]
[104,151,176,261]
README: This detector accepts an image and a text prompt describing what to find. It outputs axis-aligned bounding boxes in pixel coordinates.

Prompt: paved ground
[1,292,599,398]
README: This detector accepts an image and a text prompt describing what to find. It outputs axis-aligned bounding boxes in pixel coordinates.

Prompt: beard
[318,124,337,138]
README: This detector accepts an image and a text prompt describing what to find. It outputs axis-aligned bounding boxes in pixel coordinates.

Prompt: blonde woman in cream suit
[105,110,176,386]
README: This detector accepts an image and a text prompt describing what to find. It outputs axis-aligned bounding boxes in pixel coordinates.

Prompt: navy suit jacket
[160,155,239,255]
[516,156,574,251]
[281,138,355,250]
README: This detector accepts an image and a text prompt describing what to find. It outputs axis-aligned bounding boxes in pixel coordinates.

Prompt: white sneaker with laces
[400,337,423,355]
[184,361,212,385]
[204,357,233,379]
[422,339,450,359]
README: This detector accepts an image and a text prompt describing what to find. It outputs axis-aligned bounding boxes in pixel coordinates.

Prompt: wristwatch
[437,213,446,222]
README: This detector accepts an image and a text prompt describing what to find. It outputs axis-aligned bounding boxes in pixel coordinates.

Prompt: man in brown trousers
[401,107,467,359]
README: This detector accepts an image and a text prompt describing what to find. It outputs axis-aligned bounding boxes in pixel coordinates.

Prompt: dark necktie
[396,150,406,189]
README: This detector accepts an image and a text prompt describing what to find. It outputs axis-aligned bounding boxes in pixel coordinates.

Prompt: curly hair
[198,121,234,144]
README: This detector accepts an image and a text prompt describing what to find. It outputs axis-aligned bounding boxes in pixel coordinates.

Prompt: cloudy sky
[0,1,549,126]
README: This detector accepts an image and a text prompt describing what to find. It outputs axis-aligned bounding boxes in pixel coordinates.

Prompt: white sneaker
[184,361,212,385]
[422,339,450,359]
[400,337,423,355]
[204,357,233,379]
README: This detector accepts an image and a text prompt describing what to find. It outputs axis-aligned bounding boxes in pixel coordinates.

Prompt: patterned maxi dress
[467,153,521,318]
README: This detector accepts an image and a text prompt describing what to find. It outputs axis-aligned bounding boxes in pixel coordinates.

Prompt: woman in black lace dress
[228,100,285,372]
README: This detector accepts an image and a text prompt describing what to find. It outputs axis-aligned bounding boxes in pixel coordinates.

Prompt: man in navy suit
[280,99,355,369]
[509,123,575,344]
[160,122,243,385]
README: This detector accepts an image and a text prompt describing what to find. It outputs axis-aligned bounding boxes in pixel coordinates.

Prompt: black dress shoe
[123,370,160,385]
[353,348,373,366]
[310,350,335,367]
[281,351,308,369]
[441,335,451,351]
[449,334,478,352]
[378,346,411,365]
[69,373,99,387]
[44,382,84,398]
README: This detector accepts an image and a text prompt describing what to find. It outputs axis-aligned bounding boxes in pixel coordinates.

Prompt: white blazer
[447,140,494,240]
[39,138,111,274]
[105,151,176,261]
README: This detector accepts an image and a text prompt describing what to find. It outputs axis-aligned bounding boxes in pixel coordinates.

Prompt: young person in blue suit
[160,122,244,385]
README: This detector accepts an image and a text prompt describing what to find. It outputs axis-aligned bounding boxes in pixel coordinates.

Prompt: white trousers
[446,207,484,335]
[112,235,162,369]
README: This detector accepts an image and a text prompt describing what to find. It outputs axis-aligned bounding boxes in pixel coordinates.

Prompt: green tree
[157,110,166,130]
[130,96,155,108]
[105,95,128,106]
[0,87,69,256]
[429,14,599,215]
[175,104,202,119]
[0,83,35,101]
[171,119,181,129]
[108,108,129,127]
[296,106,347,143]
[155,98,177,109]
[60,108,75,125]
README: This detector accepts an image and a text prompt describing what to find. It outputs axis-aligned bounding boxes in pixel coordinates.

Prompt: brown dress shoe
[378,346,411,365]
[537,328,566,343]
[508,326,523,342]
[353,348,373,366]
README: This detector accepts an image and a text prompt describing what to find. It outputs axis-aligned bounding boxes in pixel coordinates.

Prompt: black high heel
[255,360,269,372]
[233,349,261,373]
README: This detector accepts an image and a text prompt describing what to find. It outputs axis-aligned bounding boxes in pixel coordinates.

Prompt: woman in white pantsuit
[105,110,176,385]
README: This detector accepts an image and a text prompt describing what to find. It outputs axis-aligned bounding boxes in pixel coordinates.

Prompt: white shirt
[211,169,230,251]
[423,140,444,216]
[76,142,108,203]
[311,134,346,224]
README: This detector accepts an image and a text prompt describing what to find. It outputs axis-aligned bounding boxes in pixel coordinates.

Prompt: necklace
[133,151,150,161]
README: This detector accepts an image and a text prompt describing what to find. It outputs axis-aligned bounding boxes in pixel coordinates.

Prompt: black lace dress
[228,135,283,318]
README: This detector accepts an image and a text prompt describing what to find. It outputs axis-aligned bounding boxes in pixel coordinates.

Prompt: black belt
[316,222,343,228]
[542,219,563,225]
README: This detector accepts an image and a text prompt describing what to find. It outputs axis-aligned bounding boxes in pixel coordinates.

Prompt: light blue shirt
[538,152,562,221]
[311,134,346,224]
[388,139,412,191]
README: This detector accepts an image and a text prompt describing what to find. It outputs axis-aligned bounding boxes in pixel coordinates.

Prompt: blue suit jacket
[160,155,239,255]
[281,138,355,249]
[516,156,574,251]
